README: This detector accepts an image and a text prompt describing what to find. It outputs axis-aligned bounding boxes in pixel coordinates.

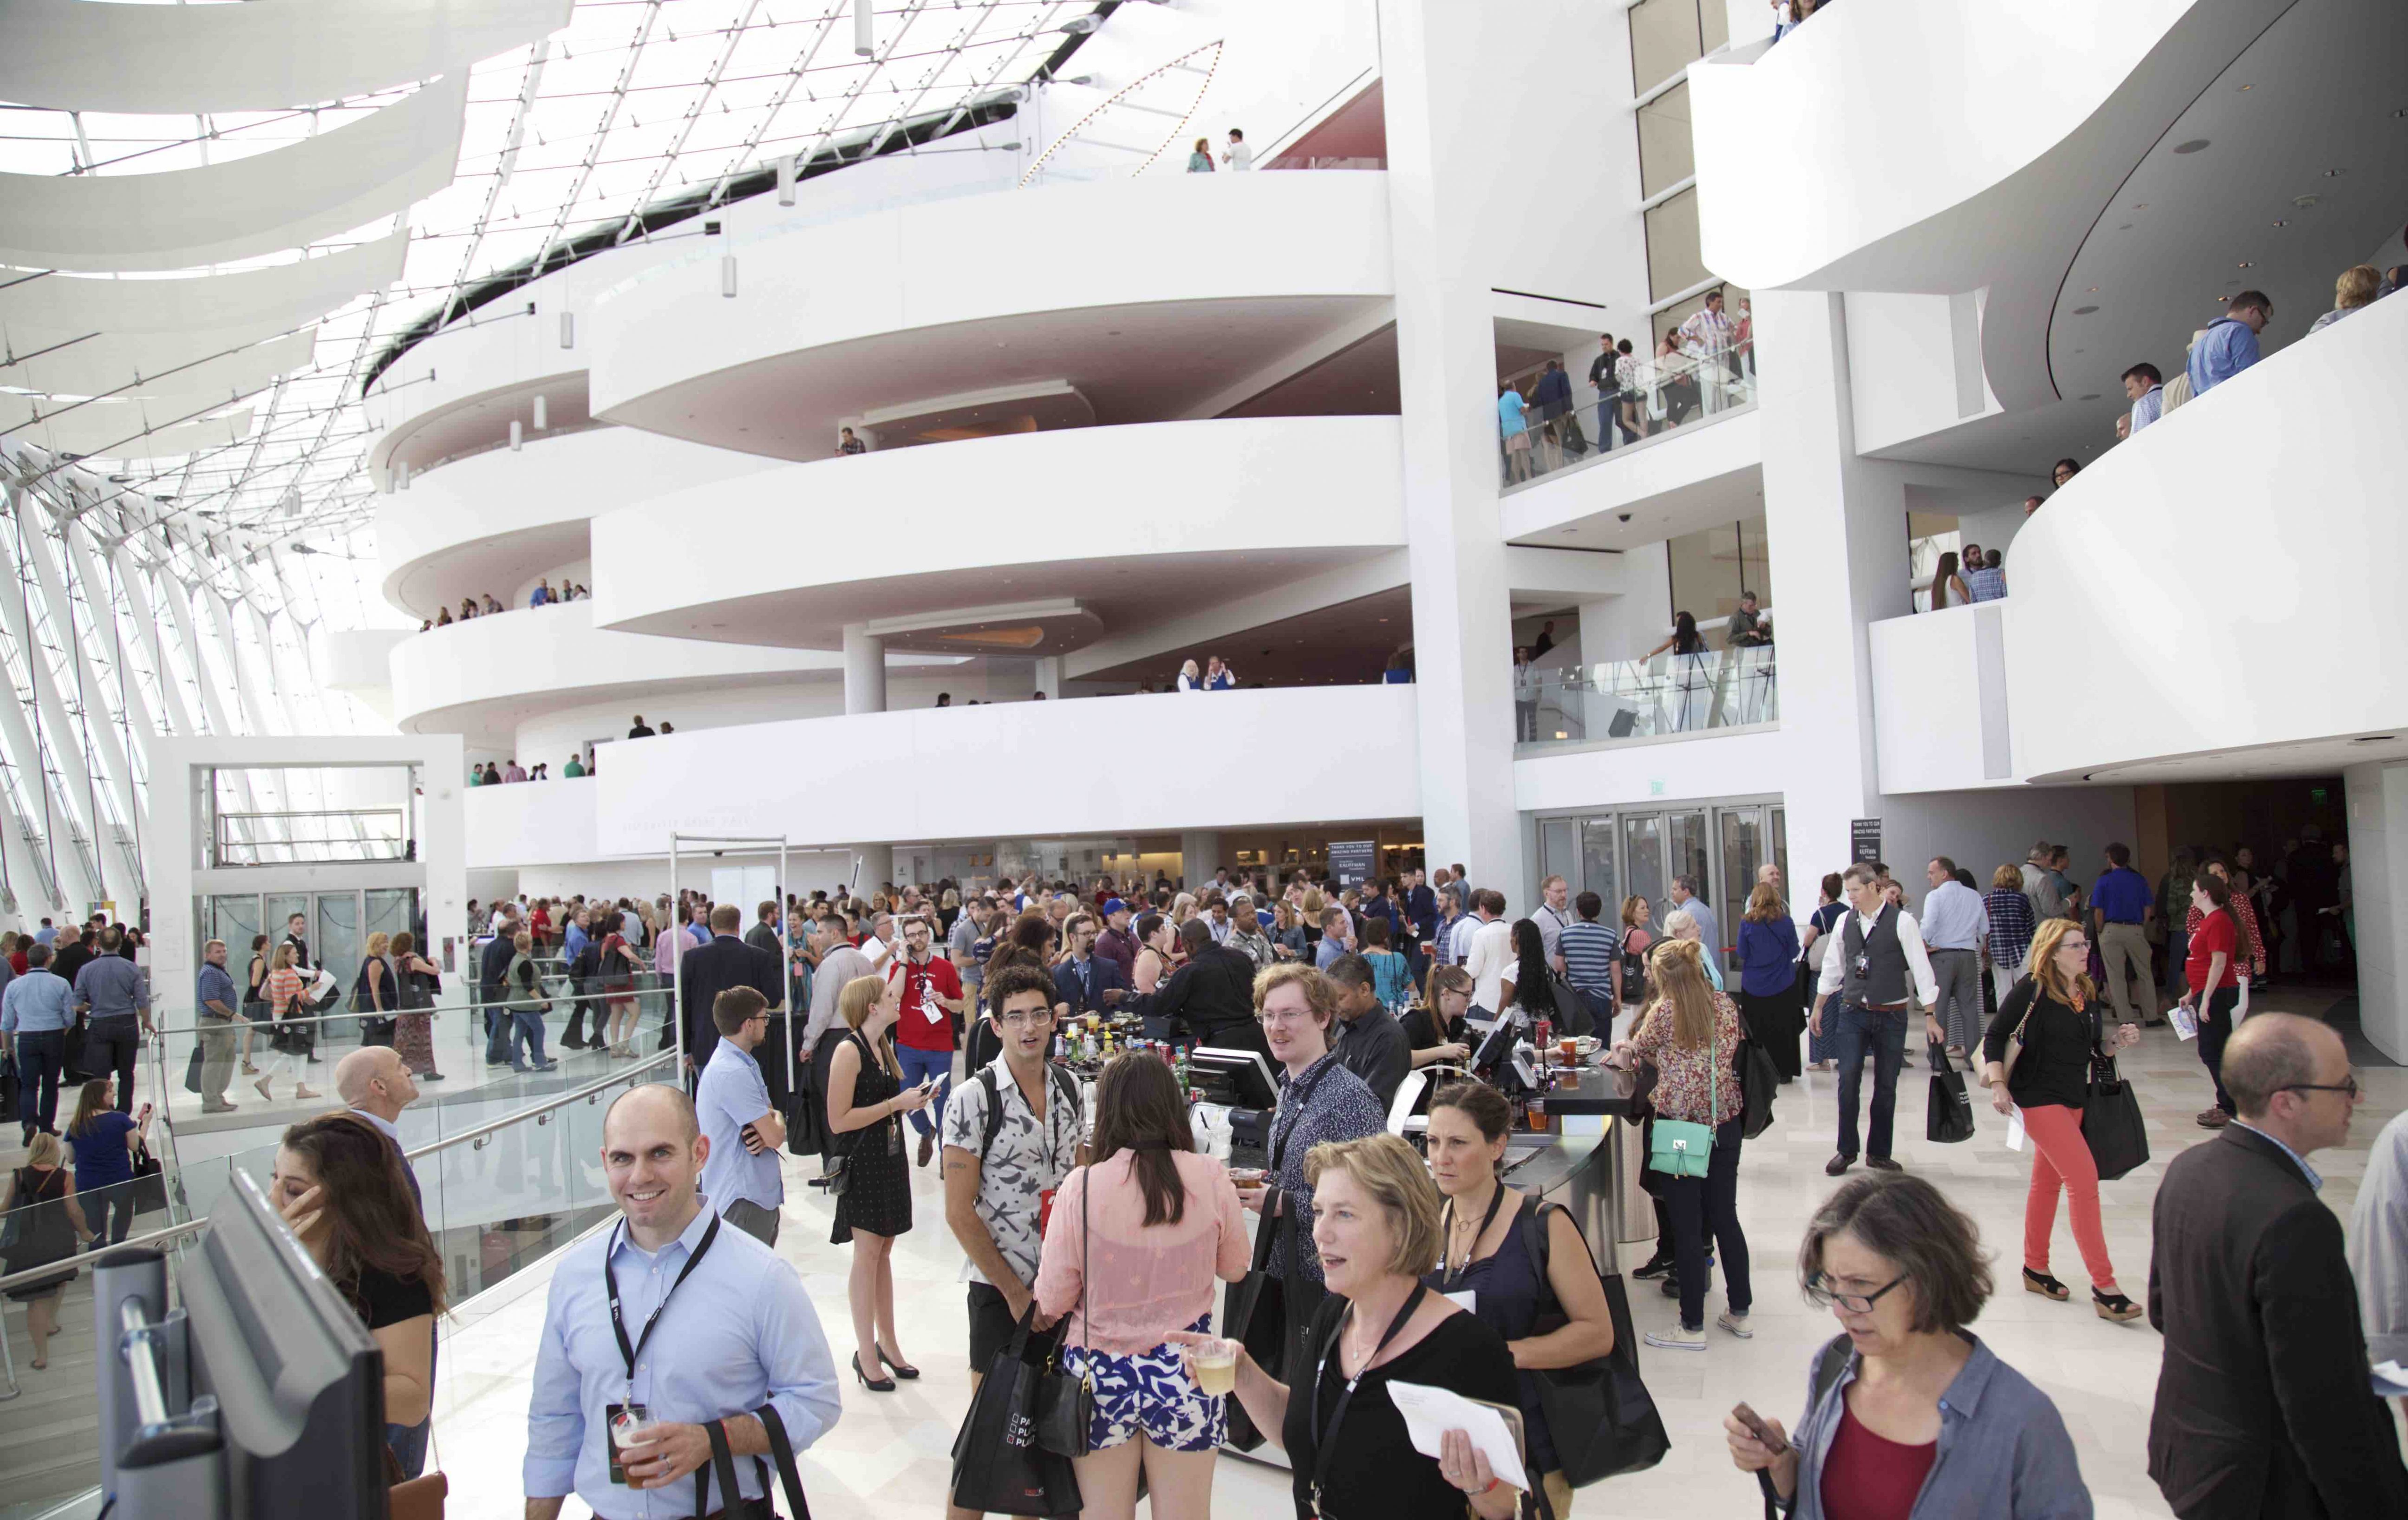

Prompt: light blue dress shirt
[696,1042,783,1213]
[2186,318,2260,397]
[73,954,150,1020]
[2232,1119,2323,1192]
[1919,879,1991,952]
[564,922,591,964]
[524,1202,840,1516]
[2,971,74,1034]
[2127,383,2163,433]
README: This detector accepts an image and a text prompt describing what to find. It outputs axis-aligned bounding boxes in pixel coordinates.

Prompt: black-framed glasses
[1804,1271,1909,1315]
[2279,1075,2361,1100]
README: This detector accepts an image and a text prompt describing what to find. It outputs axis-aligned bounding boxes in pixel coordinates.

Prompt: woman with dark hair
[1422,1081,1617,1518]
[1738,882,1804,1081]
[64,1076,150,1246]
[241,931,271,1075]
[388,931,446,1081]
[269,1113,447,1450]
[1929,550,1969,611]
[1495,918,1566,1029]
[1724,1173,2089,1517]
[1646,611,1707,659]
[1801,873,1848,1071]
[1132,911,1174,996]
[2051,457,2081,489]
[1035,1053,1250,1517]
[2180,871,2248,1128]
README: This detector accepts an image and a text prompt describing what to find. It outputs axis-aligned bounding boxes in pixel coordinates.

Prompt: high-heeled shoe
[2093,1288,2143,1323]
[879,1346,920,1380]
[851,1352,895,1392]
[2023,1267,2069,1302]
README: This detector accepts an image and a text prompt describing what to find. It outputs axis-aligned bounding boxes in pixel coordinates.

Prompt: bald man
[334,1045,421,1203]
[2149,1013,2408,1517]
[523,1085,840,1518]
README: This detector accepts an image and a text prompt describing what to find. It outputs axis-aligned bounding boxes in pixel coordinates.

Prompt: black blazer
[680,934,787,1097]
[1052,954,1128,1017]
[2147,1123,2408,1518]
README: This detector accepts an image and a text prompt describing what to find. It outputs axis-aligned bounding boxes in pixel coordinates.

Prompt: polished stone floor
[417,985,2407,1519]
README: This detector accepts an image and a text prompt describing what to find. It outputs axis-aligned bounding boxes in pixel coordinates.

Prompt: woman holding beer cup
[1033,1052,1252,1518]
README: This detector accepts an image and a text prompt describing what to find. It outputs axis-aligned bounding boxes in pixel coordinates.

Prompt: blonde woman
[1608,937,1750,1350]
[353,930,393,1045]
[2307,263,2381,334]
[1177,659,1202,692]
[825,973,928,1389]
[257,943,322,1102]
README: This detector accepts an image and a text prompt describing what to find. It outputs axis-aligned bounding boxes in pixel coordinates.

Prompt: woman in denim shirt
[1726,1172,2091,1519]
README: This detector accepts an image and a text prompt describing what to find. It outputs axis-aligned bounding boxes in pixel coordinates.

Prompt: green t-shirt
[563,760,586,778]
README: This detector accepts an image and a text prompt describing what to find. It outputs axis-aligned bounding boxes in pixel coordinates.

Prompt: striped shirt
[266,964,307,1018]
[1983,889,2037,972]
[1559,920,1619,993]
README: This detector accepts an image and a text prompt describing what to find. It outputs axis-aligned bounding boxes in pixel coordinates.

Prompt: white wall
[1844,291,2002,454]
[510,668,993,766]
[1499,411,1764,545]
[591,685,1420,854]
[1868,602,2016,793]
[1875,785,2139,899]
[2344,761,2406,1060]
[588,415,1407,641]
[2003,296,2408,780]
[586,172,1396,422]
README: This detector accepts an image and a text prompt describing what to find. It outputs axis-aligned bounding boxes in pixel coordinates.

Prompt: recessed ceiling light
[2172,140,2209,154]
[2272,219,2289,227]
[2323,168,2343,176]
[2132,203,2148,210]
[2079,394,2101,402]
[2237,83,2251,91]
[2073,305,2100,315]
[2118,223,2134,231]
[2237,261,2252,268]
[2356,734,2396,743]
[2086,287,2099,293]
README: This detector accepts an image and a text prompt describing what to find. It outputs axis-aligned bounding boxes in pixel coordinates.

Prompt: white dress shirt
[1814,905,1941,1008]
[1464,917,1516,1013]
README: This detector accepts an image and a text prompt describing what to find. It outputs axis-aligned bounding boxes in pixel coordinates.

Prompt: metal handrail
[403,1049,678,1161]
[148,981,670,1036]
[0,1217,209,1296]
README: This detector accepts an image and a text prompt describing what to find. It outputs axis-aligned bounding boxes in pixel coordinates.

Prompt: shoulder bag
[1997,980,2037,1085]
[1517,1199,1669,1490]
[1646,1045,1715,1179]
[1031,1168,1096,1457]
[1924,1044,1976,1144]
[2082,1055,2149,1181]
[694,1402,816,1520]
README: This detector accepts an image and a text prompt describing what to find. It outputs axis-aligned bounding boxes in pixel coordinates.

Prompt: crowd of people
[418,578,592,630]
[1499,294,1756,486]
[4,820,2399,1518]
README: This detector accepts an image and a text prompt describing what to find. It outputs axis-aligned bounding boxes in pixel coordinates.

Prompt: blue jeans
[483,990,511,1063]
[386,1333,435,1477]
[1831,1003,1910,1160]
[1664,1115,1750,1327]
[895,1044,952,1138]
[508,1009,550,1069]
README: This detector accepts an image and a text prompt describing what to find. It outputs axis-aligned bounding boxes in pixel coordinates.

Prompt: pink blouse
[1034,1150,1250,1354]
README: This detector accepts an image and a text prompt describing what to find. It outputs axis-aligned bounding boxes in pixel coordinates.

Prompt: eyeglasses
[1804,1271,1909,1315]
[2056,939,2090,954]
[995,1008,1055,1027]
[2279,1074,2361,1100]
[1257,1007,1318,1027]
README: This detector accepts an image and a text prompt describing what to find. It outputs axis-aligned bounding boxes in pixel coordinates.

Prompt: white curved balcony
[389,601,852,743]
[585,684,1420,855]
[375,425,779,619]
[1690,0,2403,422]
[591,415,1406,652]
[1867,294,2408,789]
[584,172,1395,460]
[466,773,602,869]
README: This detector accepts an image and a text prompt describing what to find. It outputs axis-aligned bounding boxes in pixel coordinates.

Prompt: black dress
[1283,1296,1520,1520]
[3,1167,78,1299]
[830,1030,913,1243]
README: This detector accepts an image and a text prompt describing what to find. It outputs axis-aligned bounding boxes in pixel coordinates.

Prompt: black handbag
[130,1139,167,1215]
[0,1053,16,1124]
[949,1302,1083,1516]
[1031,1174,1096,1458]
[183,1040,205,1094]
[1518,1200,1670,1483]
[2083,1055,2149,1181]
[694,1402,814,1520]
[1925,1043,1976,1143]
[1736,1034,1778,1141]
[1219,1185,1286,1451]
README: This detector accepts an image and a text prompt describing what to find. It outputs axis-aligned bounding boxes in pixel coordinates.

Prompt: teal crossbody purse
[1646,1042,1716,1179]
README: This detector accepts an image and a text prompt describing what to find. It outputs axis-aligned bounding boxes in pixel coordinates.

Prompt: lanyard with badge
[1436,1184,1509,1313]
[602,1214,720,1484]
[1310,1280,1429,1517]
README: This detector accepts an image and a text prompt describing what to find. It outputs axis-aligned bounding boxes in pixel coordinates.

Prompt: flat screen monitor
[1469,1010,1524,1074]
[1189,1046,1281,1110]
[175,1169,386,1520]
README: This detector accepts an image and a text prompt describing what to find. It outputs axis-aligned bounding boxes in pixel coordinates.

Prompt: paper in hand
[2167,1003,2199,1042]
[2004,1109,2026,1152]
[1383,1379,1531,1493]
[2374,1360,2408,1397]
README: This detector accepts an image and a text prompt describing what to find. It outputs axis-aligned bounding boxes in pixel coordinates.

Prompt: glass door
[264,894,309,959]
[1579,819,1620,920]
[365,888,417,951]
[1621,815,1666,932]
[1718,805,1764,963]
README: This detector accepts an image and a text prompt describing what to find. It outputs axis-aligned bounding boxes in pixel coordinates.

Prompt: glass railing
[1514,644,1780,750]
[0,1039,679,1518]
[1500,339,1757,490]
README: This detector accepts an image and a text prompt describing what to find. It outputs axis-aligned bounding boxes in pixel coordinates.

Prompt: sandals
[2022,1267,2069,1302]
[2094,1289,2143,1323]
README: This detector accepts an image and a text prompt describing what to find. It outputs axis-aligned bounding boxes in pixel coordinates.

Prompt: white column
[842,624,887,714]
[2344,761,2407,1061]
[1380,0,1525,895]
[1032,656,1062,699]
[1180,831,1222,888]
[1751,288,1909,874]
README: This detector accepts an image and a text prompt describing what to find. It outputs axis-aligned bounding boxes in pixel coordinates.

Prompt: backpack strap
[978,1066,1004,1162]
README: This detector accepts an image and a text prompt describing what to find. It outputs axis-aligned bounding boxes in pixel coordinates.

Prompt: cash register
[1189,1046,1282,1169]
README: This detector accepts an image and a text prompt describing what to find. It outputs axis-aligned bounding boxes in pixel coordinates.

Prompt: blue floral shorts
[1061,1314,1225,1453]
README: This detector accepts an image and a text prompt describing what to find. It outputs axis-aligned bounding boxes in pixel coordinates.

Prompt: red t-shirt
[1820,1399,1936,1520]
[2185,911,2239,991]
[890,954,965,1051]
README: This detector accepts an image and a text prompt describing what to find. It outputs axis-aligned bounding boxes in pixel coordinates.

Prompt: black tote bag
[1219,1194,1291,1451]
[2083,1056,2150,1181]
[1517,1200,1669,1484]
[949,1304,1082,1517]
[1925,1043,1976,1143]
[1736,1035,1779,1141]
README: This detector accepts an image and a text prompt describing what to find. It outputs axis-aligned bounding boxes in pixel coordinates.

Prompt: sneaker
[1716,1313,1754,1339]
[1644,1325,1707,1351]
[1825,1154,1855,1176]
[2196,1108,2229,1129]
[1631,1253,1676,1281]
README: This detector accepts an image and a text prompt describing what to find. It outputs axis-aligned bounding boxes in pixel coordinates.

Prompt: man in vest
[1810,861,1942,1176]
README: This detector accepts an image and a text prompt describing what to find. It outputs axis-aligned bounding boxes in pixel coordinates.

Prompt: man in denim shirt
[3,943,75,1141]
[2186,291,2270,397]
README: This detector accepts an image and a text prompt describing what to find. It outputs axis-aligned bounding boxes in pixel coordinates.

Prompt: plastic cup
[1194,1341,1238,1396]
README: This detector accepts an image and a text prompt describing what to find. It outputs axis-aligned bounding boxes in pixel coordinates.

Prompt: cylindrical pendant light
[777,154,796,206]
[510,419,523,451]
[722,255,738,298]
[532,394,548,430]
[855,0,873,57]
